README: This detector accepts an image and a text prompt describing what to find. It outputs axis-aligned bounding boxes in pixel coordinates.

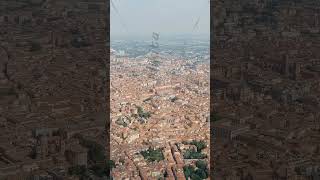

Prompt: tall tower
[284,53,290,78]
[315,13,318,28]
[293,62,301,80]
[36,135,48,159]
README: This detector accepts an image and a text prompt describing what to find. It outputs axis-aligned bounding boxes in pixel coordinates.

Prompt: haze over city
[111,0,210,39]
[110,0,210,179]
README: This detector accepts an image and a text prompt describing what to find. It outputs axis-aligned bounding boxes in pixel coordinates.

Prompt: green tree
[140,147,164,162]
[195,160,207,170]
[195,168,208,179]
[183,149,207,159]
[183,165,195,178]
[137,106,151,119]
[190,140,206,152]
[190,173,202,180]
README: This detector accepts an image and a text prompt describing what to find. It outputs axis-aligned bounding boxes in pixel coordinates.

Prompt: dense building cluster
[0,0,107,179]
[212,0,320,179]
[110,48,210,179]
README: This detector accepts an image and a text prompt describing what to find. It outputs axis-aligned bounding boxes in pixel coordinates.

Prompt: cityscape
[110,36,210,179]
[212,0,320,179]
[0,0,109,179]
[0,0,319,179]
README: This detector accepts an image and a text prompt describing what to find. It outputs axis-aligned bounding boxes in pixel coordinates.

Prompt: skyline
[110,0,210,38]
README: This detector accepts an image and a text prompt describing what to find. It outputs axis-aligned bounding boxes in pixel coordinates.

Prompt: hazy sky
[111,0,210,38]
